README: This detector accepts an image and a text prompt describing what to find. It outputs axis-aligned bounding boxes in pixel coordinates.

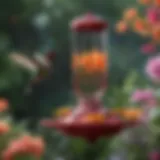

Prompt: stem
[82,144,99,160]
[82,138,111,160]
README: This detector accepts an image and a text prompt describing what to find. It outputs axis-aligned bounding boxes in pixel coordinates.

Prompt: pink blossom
[147,7,160,24]
[149,151,160,160]
[146,56,160,82]
[2,135,45,160]
[131,89,156,104]
[141,43,156,54]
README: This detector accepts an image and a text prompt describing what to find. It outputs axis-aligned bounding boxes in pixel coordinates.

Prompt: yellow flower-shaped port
[55,107,72,117]
[54,107,142,123]
[108,108,142,121]
[122,108,142,121]
[81,113,106,123]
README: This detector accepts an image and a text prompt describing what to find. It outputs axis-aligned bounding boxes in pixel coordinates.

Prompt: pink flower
[2,135,45,160]
[141,43,156,54]
[146,56,160,82]
[149,151,160,160]
[0,121,10,135]
[131,89,156,105]
[147,7,160,24]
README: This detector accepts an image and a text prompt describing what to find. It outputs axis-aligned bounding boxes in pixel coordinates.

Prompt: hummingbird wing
[9,52,38,74]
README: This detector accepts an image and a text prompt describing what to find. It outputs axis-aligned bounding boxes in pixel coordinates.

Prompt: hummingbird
[9,51,56,93]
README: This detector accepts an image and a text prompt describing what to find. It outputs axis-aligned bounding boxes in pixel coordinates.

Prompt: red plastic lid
[70,13,108,32]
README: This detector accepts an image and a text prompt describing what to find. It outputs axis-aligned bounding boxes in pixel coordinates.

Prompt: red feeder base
[41,119,137,143]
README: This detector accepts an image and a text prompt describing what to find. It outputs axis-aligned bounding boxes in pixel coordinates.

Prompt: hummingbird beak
[33,53,51,68]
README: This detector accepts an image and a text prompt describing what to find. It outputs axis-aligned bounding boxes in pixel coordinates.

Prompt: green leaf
[123,71,138,94]
[70,138,87,154]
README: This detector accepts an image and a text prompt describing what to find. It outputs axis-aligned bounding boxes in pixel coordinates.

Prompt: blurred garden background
[1,0,148,119]
[0,0,159,160]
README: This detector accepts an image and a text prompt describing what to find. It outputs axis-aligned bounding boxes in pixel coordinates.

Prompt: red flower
[154,0,160,6]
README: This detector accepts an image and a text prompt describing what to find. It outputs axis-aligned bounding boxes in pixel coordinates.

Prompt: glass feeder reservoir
[41,14,139,143]
[71,13,108,110]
